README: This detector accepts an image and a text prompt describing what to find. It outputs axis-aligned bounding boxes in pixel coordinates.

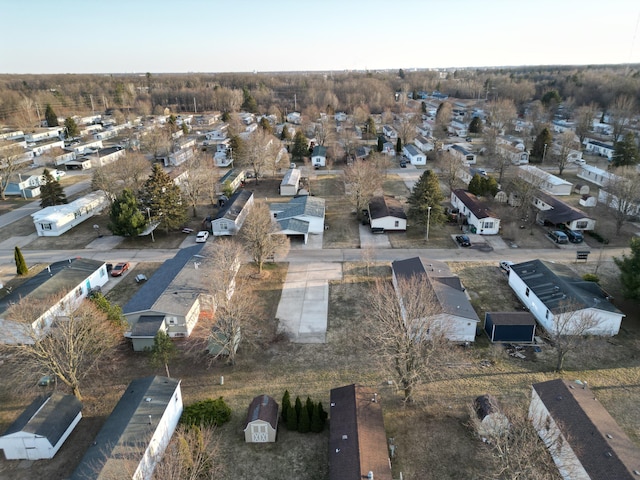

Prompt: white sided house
[403,144,426,165]
[531,190,596,231]
[450,144,476,164]
[508,260,624,336]
[280,168,301,196]
[123,244,217,351]
[244,395,279,443]
[0,393,82,460]
[414,135,434,153]
[0,258,109,344]
[211,190,254,236]
[31,190,109,237]
[529,379,640,480]
[391,257,479,343]
[584,139,614,160]
[382,125,398,140]
[270,196,326,243]
[367,195,407,231]
[577,164,618,188]
[497,137,529,165]
[311,145,327,167]
[451,189,500,235]
[70,376,183,480]
[519,165,573,196]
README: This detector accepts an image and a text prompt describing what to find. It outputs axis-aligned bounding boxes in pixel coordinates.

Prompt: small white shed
[280,168,301,196]
[244,395,278,443]
[0,392,82,460]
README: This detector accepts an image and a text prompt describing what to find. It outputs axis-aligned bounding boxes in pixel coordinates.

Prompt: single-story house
[211,190,254,236]
[0,258,109,344]
[123,244,217,351]
[519,165,573,196]
[84,146,126,168]
[216,168,245,195]
[4,173,43,198]
[70,139,103,155]
[329,384,392,480]
[270,195,325,243]
[382,125,397,140]
[531,190,596,231]
[508,260,624,336]
[244,395,279,443]
[31,139,65,157]
[414,135,434,153]
[367,195,407,231]
[529,379,640,480]
[31,190,109,237]
[280,168,301,196]
[403,144,426,165]
[311,145,327,167]
[25,127,64,143]
[496,141,529,165]
[473,394,510,438]
[286,112,301,125]
[204,124,228,141]
[577,164,620,188]
[450,144,476,164]
[584,139,614,160]
[381,140,396,156]
[70,376,183,480]
[164,145,194,167]
[0,393,82,460]
[391,257,480,342]
[484,312,536,343]
[451,189,500,235]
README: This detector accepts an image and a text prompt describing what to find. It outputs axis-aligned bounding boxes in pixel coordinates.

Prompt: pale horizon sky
[3,0,640,74]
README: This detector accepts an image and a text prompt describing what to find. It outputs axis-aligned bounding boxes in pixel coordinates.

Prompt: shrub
[586,230,609,244]
[298,404,310,433]
[281,390,291,423]
[286,403,298,431]
[181,397,231,427]
[310,402,325,433]
[582,273,600,283]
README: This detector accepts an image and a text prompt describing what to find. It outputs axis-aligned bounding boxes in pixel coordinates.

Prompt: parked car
[399,160,407,168]
[196,230,210,243]
[562,227,584,243]
[548,230,569,244]
[38,375,56,386]
[110,262,130,277]
[455,234,471,247]
[499,260,514,272]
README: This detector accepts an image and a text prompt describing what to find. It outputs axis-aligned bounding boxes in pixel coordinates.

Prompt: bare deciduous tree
[0,143,26,200]
[437,150,467,195]
[113,151,151,191]
[396,112,419,147]
[241,201,289,273]
[141,128,172,159]
[365,276,452,403]
[574,103,598,146]
[609,94,635,142]
[601,166,640,234]
[240,129,278,183]
[487,98,517,134]
[1,299,122,400]
[180,150,211,217]
[343,159,383,219]
[555,130,580,176]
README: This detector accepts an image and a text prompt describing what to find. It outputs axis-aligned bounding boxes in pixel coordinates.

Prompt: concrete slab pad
[359,224,391,248]
[85,235,124,249]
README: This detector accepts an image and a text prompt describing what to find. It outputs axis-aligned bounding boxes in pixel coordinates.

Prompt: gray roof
[277,217,309,234]
[271,195,325,219]
[123,244,203,314]
[404,144,421,156]
[243,395,278,429]
[510,260,622,315]
[534,190,593,224]
[130,315,165,337]
[2,392,82,447]
[532,379,640,479]
[312,145,327,157]
[0,258,105,318]
[368,195,407,220]
[485,312,536,326]
[70,376,181,480]
[452,189,498,220]
[215,190,253,221]
[219,168,244,184]
[451,144,472,155]
[392,257,479,322]
[281,168,301,187]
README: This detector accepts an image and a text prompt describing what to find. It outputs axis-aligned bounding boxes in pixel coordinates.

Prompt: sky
[3,0,640,74]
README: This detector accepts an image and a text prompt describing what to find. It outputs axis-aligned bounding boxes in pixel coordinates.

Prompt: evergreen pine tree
[291,131,308,162]
[45,104,59,127]
[140,164,187,233]
[298,403,310,433]
[310,402,324,433]
[281,125,291,141]
[281,390,291,423]
[468,174,483,196]
[286,403,298,431]
[366,116,377,136]
[407,170,445,231]
[108,188,147,236]
[396,137,402,154]
[64,117,80,138]
[377,136,384,152]
[305,396,314,419]
[14,246,28,276]
[318,401,328,423]
[294,396,302,422]
[613,132,640,167]
[469,116,483,134]
[614,238,640,300]
[532,127,553,162]
[39,169,67,208]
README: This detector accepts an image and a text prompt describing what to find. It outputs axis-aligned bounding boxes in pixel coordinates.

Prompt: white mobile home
[451,189,500,235]
[311,145,327,167]
[531,190,596,231]
[450,144,476,164]
[32,190,109,237]
[403,144,426,165]
[584,139,614,160]
[519,165,573,196]
[367,195,407,231]
[212,190,254,236]
[280,168,301,196]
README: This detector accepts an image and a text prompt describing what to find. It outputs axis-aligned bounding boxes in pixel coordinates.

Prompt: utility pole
[294,94,297,111]
[193,97,197,113]
[90,94,95,115]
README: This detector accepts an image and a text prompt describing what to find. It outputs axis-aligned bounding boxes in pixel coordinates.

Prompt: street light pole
[426,206,432,241]
[146,207,155,243]
[542,143,548,163]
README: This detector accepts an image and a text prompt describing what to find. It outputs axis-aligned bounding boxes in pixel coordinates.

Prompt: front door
[251,424,268,442]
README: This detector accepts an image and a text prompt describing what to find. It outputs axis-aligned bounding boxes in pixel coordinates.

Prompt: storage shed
[484,312,536,343]
[0,392,82,460]
[280,168,301,196]
[244,395,278,443]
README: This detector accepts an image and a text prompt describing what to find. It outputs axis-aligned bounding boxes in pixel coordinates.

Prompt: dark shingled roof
[130,315,165,337]
[243,395,279,430]
[312,145,327,157]
[484,312,536,326]
[510,260,622,315]
[215,190,253,221]
[452,189,498,220]
[123,244,203,314]
[534,190,593,224]
[532,379,640,479]
[70,376,181,480]
[329,384,392,480]
[2,392,82,447]
[368,195,407,220]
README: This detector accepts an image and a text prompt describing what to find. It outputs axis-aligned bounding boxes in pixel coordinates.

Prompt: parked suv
[562,227,584,243]
[548,230,569,244]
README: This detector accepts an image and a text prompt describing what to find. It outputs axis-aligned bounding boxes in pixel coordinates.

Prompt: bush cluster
[586,230,609,244]
[181,397,232,427]
[281,390,327,433]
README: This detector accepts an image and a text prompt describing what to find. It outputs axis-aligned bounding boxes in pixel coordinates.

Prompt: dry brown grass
[312,175,360,249]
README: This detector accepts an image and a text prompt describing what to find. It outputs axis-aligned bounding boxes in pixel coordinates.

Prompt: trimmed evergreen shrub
[298,403,310,433]
[180,397,231,427]
[281,390,291,423]
[286,403,298,431]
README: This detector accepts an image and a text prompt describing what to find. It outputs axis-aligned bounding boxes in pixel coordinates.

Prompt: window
[75,286,83,298]
[545,310,549,319]
[221,222,228,230]
[394,220,399,227]
[484,221,494,229]
[576,221,588,229]
[525,287,530,297]
[41,223,52,230]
